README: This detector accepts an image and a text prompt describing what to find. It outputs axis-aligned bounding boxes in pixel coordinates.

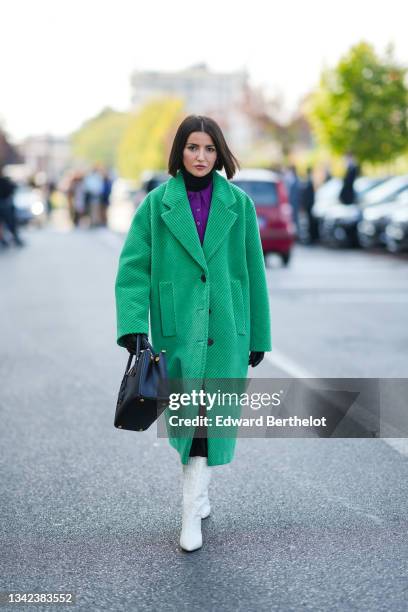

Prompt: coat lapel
[161,171,208,271]
[202,171,237,262]
[161,170,237,270]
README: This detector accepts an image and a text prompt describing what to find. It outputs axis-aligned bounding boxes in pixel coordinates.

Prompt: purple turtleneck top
[186,181,213,245]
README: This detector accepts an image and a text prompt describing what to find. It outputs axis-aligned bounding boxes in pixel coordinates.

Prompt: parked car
[320,175,408,248]
[385,205,408,253]
[312,177,342,221]
[357,190,408,249]
[312,176,387,239]
[231,168,295,265]
[140,171,170,194]
[130,171,170,211]
[14,184,46,226]
[107,177,142,233]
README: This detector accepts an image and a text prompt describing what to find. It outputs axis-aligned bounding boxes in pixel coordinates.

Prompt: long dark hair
[168,115,240,179]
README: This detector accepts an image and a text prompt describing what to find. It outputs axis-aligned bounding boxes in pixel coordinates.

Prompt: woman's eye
[186,145,215,151]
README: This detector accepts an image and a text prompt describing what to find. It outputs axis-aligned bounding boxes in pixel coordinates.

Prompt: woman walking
[115,115,271,551]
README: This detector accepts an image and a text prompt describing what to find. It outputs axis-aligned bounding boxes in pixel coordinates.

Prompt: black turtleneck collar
[181,165,214,192]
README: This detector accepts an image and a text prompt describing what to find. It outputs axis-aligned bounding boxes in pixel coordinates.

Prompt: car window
[144,175,168,193]
[362,176,408,205]
[354,177,386,195]
[231,180,278,206]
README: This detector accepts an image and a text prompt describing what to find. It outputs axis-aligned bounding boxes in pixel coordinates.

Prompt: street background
[1,1,408,610]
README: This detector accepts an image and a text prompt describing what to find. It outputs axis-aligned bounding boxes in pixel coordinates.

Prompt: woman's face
[182,131,217,177]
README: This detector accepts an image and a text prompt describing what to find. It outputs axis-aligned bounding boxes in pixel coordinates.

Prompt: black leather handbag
[114,335,169,431]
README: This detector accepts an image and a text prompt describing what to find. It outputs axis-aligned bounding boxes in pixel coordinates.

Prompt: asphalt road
[0,226,407,612]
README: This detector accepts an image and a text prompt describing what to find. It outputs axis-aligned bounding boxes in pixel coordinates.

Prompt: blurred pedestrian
[83,167,104,227]
[0,222,6,247]
[0,167,24,247]
[285,165,301,237]
[45,180,56,218]
[300,167,318,243]
[100,169,113,227]
[66,172,76,224]
[71,172,86,227]
[339,152,360,205]
[115,114,271,552]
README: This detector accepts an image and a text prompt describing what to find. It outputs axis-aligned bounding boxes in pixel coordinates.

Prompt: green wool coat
[115,169,272,466]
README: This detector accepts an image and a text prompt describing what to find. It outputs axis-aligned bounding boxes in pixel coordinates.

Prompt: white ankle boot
[198,459,212,519]
[180,457,209,551]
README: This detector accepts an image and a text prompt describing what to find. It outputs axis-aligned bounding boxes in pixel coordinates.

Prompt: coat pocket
[159,281,177,337]
[231,279,246,336]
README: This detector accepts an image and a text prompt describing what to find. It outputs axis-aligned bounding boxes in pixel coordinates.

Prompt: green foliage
[71,107,130,167]
[117,97,185,180]
[307,42,408,165]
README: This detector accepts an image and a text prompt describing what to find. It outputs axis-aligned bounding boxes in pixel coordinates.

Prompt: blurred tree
[249,92,314,162]
[117,97,184,179]
[307,42,408,165]
[71,107,130,167]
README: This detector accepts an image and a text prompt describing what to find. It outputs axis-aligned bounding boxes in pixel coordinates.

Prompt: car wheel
[385,239,399,253]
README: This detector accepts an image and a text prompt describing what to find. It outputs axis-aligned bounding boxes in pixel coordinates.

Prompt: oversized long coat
[115,169,272,466]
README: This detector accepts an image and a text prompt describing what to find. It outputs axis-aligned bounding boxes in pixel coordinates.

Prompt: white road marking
[266,349,315,379]
[266,350,408,457]
[382,438,408,457]
[297,293,408,303]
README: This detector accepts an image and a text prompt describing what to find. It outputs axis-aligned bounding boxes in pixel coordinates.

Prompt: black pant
[189,401,208,457]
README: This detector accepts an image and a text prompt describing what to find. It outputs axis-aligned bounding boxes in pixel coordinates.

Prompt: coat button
[208,338,214,346]
[209,308,212,314]
[201,274,206,282]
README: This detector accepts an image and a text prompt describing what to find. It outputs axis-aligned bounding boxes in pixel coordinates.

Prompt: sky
[1,0,407,141]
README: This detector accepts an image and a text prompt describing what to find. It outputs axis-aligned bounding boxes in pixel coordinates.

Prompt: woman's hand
[122,333,149,354]
[249,351,264,367]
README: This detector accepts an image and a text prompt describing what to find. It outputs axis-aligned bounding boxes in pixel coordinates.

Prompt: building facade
[19,134,72,181]
[130,64,258,156]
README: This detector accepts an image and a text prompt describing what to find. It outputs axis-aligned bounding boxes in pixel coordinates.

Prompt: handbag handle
[125,352,134,375]
[125,334,157,375]
[136,334,155,357]
[138,334,157,356]
[136,333,141,356]
[124,335,143,375]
